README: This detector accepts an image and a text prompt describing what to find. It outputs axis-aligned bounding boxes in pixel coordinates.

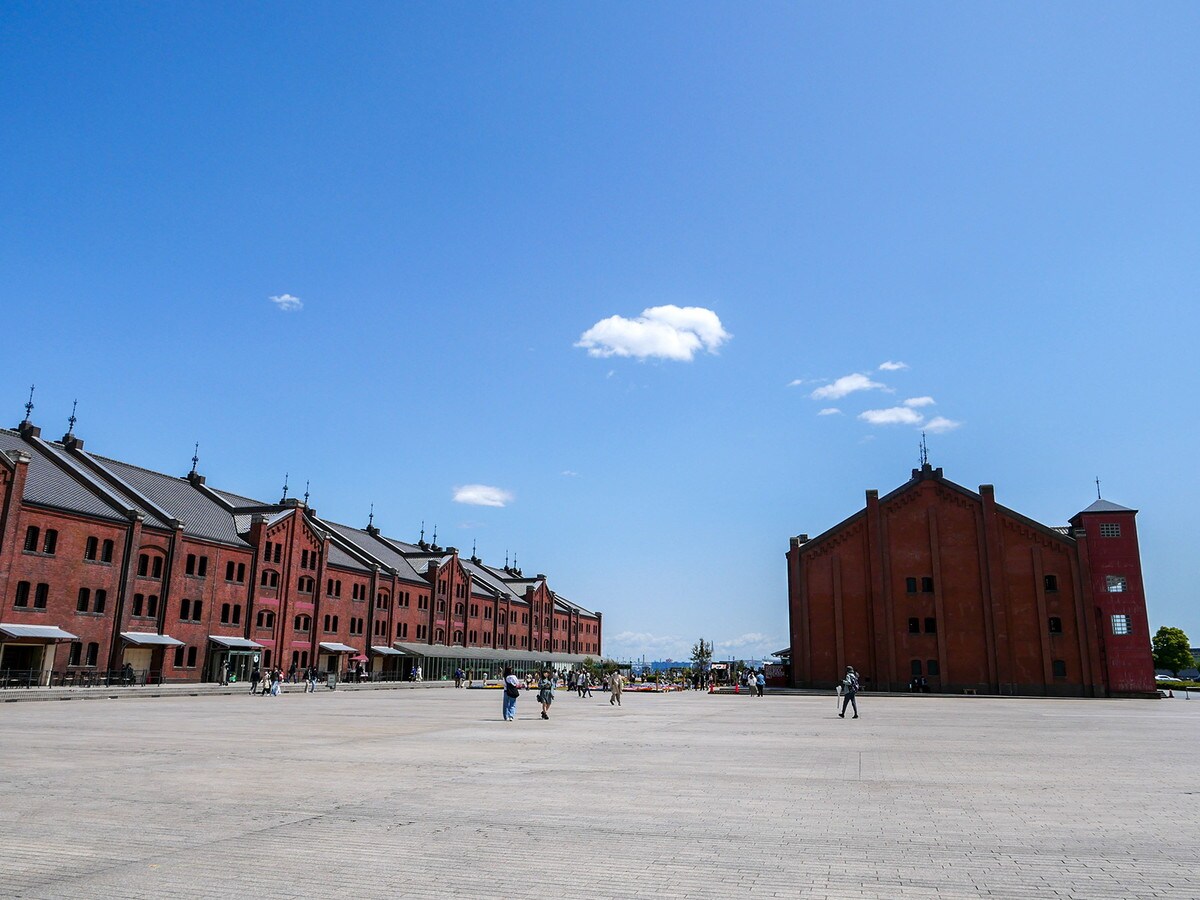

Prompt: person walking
[609,670,624,707]
[537,670,556,720]
[249,665,261,695]
[839,666,860,719]
[305,665,318,693]
[755,670,766,698]
[502,667,524,721]
[582,672,593,698]
[270,667,282,697]
[218,660,229,686]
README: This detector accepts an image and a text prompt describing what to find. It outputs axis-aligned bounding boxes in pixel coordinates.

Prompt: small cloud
[903,396,936,408]
[859,406,924,426]
[575,305,731,361]
[269,293,303,312]
[924,416,962,433]
[878,360,908,371]
[811,373,886,401]
[452,484,514,507]
[560,470,579,477]
[817,408,842,416]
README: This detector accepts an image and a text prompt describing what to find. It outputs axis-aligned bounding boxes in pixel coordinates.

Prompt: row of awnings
[2,627,591,665]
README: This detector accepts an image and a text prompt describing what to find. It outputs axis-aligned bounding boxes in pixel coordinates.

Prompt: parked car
[1155,675,1182,682]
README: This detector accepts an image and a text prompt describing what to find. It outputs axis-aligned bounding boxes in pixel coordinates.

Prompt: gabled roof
[1077,498,1137,515]
[320,522,426,583]
[326,541,371,573]
[84,453,248,546]
[0,429,130,523]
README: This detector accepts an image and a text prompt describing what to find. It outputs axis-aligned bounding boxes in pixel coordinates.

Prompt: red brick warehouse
[784,463,1154,697]
[0,404,602,685]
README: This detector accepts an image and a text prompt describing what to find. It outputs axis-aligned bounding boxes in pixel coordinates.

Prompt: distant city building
[785,464,1154,697]
[0,415,600,685]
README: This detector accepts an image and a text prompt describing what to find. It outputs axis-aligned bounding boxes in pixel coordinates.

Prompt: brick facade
[0,418,601,683]
[785,464,1155,697]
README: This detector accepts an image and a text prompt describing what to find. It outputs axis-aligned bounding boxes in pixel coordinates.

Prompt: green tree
[1152,626,1193,676]
[691,638,713,672]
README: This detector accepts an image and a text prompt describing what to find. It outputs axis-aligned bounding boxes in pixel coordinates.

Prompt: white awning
[370,645,404,656]
[120,632,184,647]
[0,623,79,641]
[209,635,264,650]
[318,642,358,654]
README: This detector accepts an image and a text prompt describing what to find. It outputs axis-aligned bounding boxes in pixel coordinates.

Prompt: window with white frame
[1111,614,1131,635]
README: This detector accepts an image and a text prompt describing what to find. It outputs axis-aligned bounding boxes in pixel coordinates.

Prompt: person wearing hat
[839,666,860,719]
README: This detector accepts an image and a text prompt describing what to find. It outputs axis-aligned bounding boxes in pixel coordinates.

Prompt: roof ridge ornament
[21,384,34,426]
[919,431,929,468]
[190,442,199,476]
[1096,476,1102,500]
[281,472,289,502]
[368,503,374,528]
[303,480,310,506]
[66,399,77,437]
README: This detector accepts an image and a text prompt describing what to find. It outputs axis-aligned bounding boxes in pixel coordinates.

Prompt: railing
[0,669,164,689]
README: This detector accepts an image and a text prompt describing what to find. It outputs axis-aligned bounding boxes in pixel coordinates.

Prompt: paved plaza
[2,687,1198,899]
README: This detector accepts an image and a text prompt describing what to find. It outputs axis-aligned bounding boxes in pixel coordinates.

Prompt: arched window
[435,628,445,644]
[23,526,40,552]
[101,539,114,562]
[85,536,99,560]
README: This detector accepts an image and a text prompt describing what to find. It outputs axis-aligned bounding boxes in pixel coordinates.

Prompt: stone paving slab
[1,688,1197,898]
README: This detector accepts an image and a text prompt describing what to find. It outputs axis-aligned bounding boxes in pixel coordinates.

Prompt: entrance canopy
[0,623,79,641]
[121,632,184,647]
[209,636,264,650]
[370,646,403,656]
[318,642,359,654]
[391,641,596,665]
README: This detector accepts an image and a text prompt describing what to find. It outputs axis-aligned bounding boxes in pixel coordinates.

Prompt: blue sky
[3,3,1199,660]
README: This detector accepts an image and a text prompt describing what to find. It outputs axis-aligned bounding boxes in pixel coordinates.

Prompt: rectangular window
[1099,523,1121,538]
[1052,659,1067,677]
[42,529,58,554]
[236,563,245,582]
[907,617,920,634]
[85,536,99,560]
[926,659,939,677]
[921,577,934,593]
[924,617,937,634]
[24,526,39,552]
[174,645,185,667]
[198,556,207,577]
[34,583,49,609]
[1111,614,1131,635]
[93,589,106,614]
[232,604,241,625]
[221,603,231,624]
[186,554,196,575]
[152,556,163,578]
[181,598,191,620]
[1048,616,1063,634]
[1105,575,1128,593]
[133,593,144,616]
[69,641,82,666]
[905,577,917,594]
[101,540,114,562]
[1044,574,1058,593]
[77,588,91,612]
[226,561,235,581]
[146,595,158,617]
[85,642,98,666]
[186,646,197,668]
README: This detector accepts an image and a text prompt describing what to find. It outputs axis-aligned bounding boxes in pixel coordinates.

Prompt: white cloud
[859,406,924,426]
[817,408,842,416]
[924,416,962,433]
[810,373,886,401]
[575,305,731,361]
[878,360,908,371]
[713,633,782,655]
[452,484,514,507]
[903,396,936,408]
[269,293,303,312]
[560,470,579,477]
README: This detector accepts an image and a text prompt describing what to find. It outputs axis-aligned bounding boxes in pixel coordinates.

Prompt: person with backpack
[502,667,524,721]
[839,666,860,719]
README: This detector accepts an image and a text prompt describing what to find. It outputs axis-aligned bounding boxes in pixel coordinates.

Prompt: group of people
[248,665,325,695]
[738,669,767,697]
[501,668,626,720]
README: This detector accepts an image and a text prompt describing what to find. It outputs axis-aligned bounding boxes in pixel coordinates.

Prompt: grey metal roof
[326,541,370,573]
[0,623,79,641]
[0,429,129,523]
[370,645,403,656]
[86,454,248,546]
[321,522,426,583]
[212,487,268,508]
[1078,498,1137,514]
